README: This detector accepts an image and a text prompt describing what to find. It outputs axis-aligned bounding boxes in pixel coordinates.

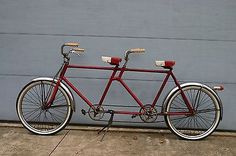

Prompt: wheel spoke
[166,85,221,140]
[17,80,71,135]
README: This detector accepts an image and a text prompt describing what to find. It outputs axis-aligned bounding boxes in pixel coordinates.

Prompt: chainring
[88,105,105,121]
[139,104,158,123]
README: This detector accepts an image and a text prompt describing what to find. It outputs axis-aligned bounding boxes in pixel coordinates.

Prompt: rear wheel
[165,85,221,140]
[16,80,72,135]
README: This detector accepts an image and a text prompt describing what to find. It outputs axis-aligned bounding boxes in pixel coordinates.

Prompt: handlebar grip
[72,48,85,53]
[129,48,145,53]
[64,42,80,47]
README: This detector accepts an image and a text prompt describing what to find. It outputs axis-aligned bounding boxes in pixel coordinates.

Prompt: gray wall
[0,0,236,130]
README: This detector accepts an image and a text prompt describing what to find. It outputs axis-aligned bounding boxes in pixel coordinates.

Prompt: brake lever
[71,50,81,56]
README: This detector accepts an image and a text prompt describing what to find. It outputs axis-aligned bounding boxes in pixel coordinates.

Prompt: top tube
[67,64,171,74]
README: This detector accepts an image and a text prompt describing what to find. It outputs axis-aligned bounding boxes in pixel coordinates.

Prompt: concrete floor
[0,124,235,156]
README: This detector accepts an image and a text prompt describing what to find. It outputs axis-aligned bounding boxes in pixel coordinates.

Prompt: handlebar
[61,42,80,56]
[60,42,85,62]
[124,48,145,61]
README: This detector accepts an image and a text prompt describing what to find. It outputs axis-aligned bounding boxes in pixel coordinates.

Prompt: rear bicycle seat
[155,60,175,68]
[102,56,122,66]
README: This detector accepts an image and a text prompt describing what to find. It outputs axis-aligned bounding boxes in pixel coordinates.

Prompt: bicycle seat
[155,60,175,68]
[102,56,122,65]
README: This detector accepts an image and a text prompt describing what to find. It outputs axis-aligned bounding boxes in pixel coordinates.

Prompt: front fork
[45,63,68,108]
[45,81,60,109]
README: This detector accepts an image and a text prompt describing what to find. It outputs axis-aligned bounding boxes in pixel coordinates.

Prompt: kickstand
[98,110,114,141]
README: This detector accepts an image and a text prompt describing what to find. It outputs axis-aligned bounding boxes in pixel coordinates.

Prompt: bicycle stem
[122,50,132,68]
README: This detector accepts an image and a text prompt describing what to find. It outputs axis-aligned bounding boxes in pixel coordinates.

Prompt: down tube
[119,79,145,108]
[62,76,95,109]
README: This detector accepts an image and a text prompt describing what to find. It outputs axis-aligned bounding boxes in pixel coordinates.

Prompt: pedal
[81,109,86,115]
[131,115,137,119]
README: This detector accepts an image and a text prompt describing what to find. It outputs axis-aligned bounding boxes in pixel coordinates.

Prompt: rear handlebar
[124,48,145,61]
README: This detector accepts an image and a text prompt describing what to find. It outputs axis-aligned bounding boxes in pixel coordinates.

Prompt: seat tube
[171,72,194,113]
[97,66,118,107]
[151,72,171,107]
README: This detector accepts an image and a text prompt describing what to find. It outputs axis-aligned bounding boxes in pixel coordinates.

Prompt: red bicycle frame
[48,62,194,116]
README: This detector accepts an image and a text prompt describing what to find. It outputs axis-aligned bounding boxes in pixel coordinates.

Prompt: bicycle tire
[16,80,73,135]
[164,84,221,140]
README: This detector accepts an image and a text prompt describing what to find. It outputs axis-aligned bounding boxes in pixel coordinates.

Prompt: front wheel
[16,80,73,135]
[165,84,221,140]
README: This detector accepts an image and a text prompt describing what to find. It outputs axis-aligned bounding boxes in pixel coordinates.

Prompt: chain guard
[139,105,158,123]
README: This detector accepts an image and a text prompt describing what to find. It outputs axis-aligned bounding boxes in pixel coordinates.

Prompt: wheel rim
[166,86,220,140]
[17,80,71,134]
